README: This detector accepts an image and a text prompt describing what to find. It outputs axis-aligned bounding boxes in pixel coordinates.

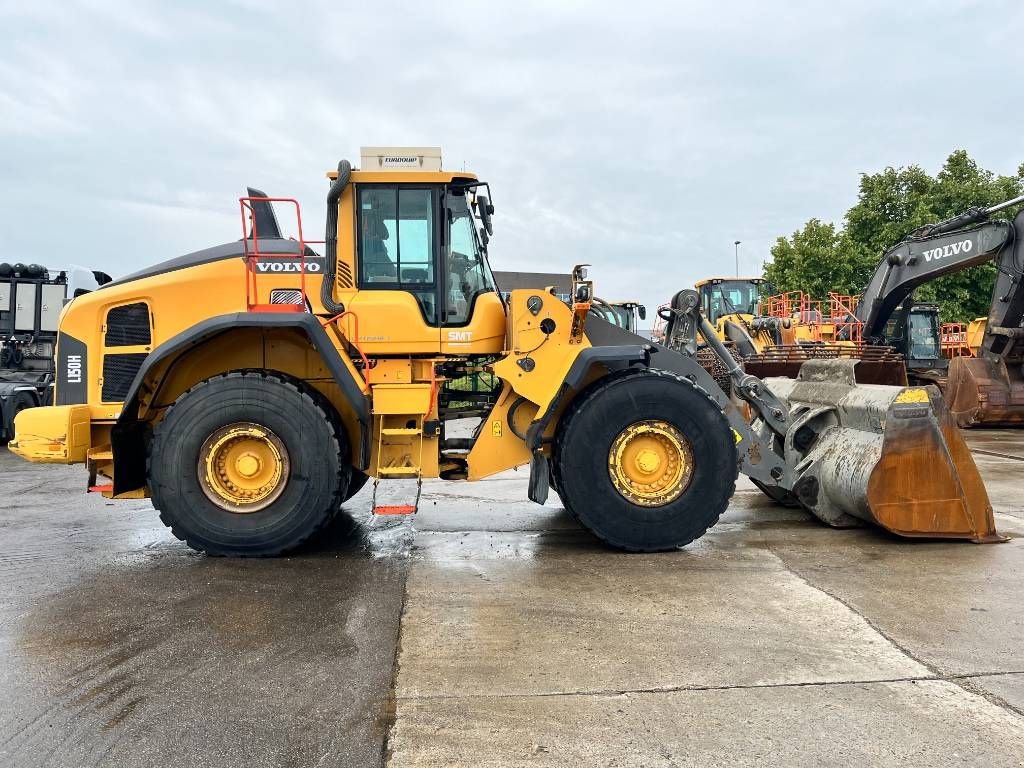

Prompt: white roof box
[360,146,442,171]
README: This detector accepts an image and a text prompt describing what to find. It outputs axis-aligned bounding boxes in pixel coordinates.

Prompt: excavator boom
[854,195,1024,427]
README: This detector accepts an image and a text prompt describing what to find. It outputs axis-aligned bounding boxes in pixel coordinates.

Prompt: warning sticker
[894,388,929,404]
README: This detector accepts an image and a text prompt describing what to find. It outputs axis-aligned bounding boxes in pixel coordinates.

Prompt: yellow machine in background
[11,148,1001,555]
[943,319,988,359]
[695,277,775,354]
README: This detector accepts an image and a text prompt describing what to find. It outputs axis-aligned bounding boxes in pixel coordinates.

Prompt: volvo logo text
[922,239,973,263]
[254,262,323,273]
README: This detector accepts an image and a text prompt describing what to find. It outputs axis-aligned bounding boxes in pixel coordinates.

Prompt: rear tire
[149,371,351,556]
[554,370,736,551]
[3,391,36,443]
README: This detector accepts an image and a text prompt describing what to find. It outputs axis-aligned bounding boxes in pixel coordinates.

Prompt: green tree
[766,151,1024,322]
[764,220,871,300]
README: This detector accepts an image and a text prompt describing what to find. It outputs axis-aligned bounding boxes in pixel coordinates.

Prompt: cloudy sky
[2,0,1022,319]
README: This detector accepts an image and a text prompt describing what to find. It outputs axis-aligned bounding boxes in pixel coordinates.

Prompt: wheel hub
[608,420,693,506]
[198,422,289,513]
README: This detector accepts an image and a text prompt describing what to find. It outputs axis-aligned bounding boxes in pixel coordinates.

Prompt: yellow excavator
[10,148,1001,555]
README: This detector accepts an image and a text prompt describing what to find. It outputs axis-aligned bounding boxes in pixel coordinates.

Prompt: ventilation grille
[105,302,151,346]
[270,289,303,305]
[337,262,354,288]
[102,353,147,402]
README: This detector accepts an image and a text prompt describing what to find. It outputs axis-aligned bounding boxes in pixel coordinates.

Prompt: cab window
[358,186,437,322]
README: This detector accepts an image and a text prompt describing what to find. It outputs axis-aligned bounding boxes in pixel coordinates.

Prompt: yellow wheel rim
[607,420,693,506]
[198,422,289,513]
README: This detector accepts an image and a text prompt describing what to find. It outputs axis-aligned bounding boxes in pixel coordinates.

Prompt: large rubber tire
[554,369,737,552]
[149,371,351,556]
[3,391,36,444]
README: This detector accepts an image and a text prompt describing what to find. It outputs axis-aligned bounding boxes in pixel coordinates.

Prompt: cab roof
[328,169,480,185]
[695,277,765,288]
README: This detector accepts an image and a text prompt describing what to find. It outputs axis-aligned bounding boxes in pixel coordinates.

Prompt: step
[376,465,421,477]
[371,476,422,516]
[373,504,417,516]
[381,427,422,436]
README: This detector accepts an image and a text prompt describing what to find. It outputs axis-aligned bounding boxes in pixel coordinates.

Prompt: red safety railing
[827,292,864,342]
[759,290,865,342]
[321,310,370,389]
[239,196,308,313]
[941,322,970,358]
[650,302,669,344]
[761,291,824,339]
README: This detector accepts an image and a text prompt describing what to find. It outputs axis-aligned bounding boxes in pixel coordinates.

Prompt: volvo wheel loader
[10,148,1001,555]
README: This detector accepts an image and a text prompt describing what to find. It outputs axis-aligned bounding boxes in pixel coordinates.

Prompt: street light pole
[734,240,741,277]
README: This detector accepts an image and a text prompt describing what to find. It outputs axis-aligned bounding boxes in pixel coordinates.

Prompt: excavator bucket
[944,356,1024,428]
[763,359,1003,543]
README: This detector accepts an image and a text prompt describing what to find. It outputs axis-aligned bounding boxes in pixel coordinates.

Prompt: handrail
[322,310,369,386]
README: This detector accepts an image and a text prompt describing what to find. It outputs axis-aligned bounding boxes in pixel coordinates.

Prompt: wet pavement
[1,429,1023,766]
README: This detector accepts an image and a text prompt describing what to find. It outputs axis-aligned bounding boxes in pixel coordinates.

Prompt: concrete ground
[1,429,1023,767]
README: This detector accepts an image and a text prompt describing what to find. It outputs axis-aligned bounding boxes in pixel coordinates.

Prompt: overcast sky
[2,0,1022,319]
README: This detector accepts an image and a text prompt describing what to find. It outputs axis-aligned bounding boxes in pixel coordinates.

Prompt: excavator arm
[858,210,1017,340]
[854,193,1024,426]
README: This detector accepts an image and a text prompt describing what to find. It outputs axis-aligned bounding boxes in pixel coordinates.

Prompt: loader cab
[335,148,506,356]
[696,278,766,325]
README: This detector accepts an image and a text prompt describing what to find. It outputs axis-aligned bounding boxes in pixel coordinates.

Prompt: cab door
[345,185,443,355]
[439,186,505,355]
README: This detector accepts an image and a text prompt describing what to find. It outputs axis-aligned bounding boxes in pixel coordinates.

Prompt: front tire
[554,370,737,552]
[149,371,351,556]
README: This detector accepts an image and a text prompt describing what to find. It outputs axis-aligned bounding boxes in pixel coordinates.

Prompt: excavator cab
[881,302,945,374]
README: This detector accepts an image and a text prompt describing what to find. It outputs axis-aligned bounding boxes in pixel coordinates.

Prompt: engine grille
[102,353,147,402]
[105,302,151,347]
[270,289,304,305]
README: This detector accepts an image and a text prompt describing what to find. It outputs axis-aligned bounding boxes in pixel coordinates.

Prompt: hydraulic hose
[321,159,352,315]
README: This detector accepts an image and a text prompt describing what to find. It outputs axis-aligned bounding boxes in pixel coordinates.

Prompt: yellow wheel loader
[10,148,1001,555]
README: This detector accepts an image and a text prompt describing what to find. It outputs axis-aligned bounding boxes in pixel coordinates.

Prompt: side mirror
[477,195,494,236]
[638,305,647,321]
[479,227,489,247]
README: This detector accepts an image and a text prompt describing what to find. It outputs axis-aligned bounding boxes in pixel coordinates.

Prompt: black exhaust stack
[322,160,353,315]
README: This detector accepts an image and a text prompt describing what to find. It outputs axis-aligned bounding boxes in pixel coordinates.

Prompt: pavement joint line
[763,539,1024,721]
[380,565,412,768]
[394,671,1024,702]
[971,448,1024,462]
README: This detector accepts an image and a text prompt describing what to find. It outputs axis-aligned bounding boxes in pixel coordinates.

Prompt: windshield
[445,190,496,325]
[701,280,762,323]
[909,310,940,360]
[592,304,634,331]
